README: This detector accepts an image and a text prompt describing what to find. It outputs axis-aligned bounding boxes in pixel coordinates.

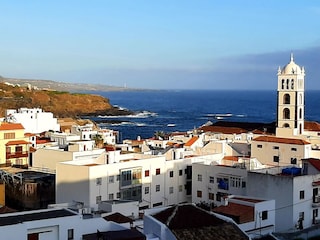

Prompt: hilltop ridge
[0,76,134,92]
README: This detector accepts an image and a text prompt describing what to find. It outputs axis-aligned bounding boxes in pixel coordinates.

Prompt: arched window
[299,108,302,119]
[283,108,290,119]
[282,79,285,89]
[291,79,294,89]
[283,94,290,104]
[283,123,290,128]
[286,79,289,89]
[299,93,303,105]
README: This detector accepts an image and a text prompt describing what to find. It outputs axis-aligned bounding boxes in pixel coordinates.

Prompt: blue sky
[1,1,320,90]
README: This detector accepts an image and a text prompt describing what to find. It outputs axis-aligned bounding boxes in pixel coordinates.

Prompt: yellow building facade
[0,122,29,167]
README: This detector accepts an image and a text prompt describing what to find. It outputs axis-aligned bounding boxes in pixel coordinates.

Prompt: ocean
[84,90,320,141]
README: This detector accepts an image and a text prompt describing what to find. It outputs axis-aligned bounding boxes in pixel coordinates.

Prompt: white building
[6,108,60,134]
[0,207,131,240]
[247,162,320,232]
[213,195,275,239]
[56,149,218,211]
[192,161,248,207]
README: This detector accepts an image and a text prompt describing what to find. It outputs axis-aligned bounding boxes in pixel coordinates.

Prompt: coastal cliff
[0,82,130,118]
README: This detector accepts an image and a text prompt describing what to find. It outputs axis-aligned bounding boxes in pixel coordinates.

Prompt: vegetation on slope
[0,82,129,118]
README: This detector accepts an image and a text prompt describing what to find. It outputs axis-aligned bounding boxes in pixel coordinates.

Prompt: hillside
[0,82,131,118]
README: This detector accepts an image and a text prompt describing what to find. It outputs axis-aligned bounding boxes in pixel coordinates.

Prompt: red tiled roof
[304,121,320,131]
[253,136,310,145]
[199,125,247,134]
[213,202,254,224]
[25,133,36,137]
[184,136,199,147]
[223,156,239,161]
[0,122,24,130]
[5,140,30,146]
[307,158,320,172]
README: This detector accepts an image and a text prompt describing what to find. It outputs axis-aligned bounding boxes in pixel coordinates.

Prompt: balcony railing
[6,151,28,159]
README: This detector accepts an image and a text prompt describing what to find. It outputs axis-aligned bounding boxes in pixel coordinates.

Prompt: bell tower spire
[276,54,305,137]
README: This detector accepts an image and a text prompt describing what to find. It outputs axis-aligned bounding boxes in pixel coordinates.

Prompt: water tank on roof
[282,167,301,176]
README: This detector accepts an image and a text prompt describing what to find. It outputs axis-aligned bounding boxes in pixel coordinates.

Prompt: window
[242,181,246,188]
[156,185,160,192]
[179,185,183,192]
[257,144,262,148]
[197,190,202,198]
[145,170,150,177]
[261,211,268,220]
[291,147,297,151]
[230,177,241,188]
[15,146,23,153]
[169,171,174,178]
[197,174,202,182]
[67,229,74,240]
[273,155,279,163]
[109,176,114,183]
[273,146,279,150]
[299,212,304,220]
[4,132,15,139]
[116,175,120,181]
[209,176,214,183]
[300,190,305,200]
[179,169,183,176]
[96,195,101,204]
[145,186,149,194]
[291,158,297,164]
[209,193,214,200]
[169,187,174,194]
[96,178,102,185]
[284,94,290,104]
[109,193,114,200]
[283,108,290,119]
[117,192,121,198]
[156,168,160,175]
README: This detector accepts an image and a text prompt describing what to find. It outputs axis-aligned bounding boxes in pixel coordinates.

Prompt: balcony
[6,151,28,159]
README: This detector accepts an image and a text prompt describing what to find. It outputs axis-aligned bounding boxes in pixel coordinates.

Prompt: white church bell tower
[276,54,305,137]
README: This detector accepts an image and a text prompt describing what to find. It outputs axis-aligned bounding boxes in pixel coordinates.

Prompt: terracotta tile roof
[304,121,320,131]
[153,204,249,240]
[203,121,276,134]
[5,140,30,146]
[213,202,254,224]
[253,136,310,145]
[199,125,247,134]
[306,158,320,172]
[184,136,199,147]
[24,133,36,137]
[223,156,239,161]
[0,122,24,131]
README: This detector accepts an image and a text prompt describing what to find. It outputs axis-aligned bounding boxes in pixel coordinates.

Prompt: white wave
[99,121,147,127]
[98,110,157,119]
